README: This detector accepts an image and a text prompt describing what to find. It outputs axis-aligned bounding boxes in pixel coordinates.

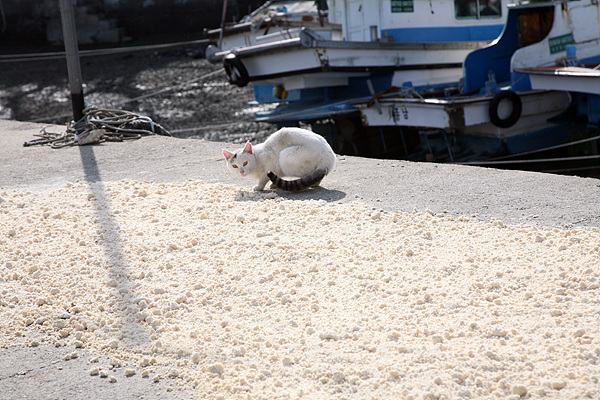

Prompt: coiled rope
[23,106,170,148]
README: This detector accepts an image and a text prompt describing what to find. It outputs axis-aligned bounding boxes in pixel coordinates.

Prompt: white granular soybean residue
[1,179,600,399]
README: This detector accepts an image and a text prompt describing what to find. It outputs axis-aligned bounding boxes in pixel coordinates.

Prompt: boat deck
[518,66,600,95]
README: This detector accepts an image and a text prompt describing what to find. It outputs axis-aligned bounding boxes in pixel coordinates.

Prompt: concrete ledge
[2,119,599,229]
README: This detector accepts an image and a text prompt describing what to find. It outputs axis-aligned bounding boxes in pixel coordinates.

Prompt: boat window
[455,0,502,19]
[517,7,554,47]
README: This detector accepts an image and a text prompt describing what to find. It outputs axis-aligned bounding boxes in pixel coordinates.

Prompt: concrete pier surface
[1,119,599,400]
[2,119,599,229]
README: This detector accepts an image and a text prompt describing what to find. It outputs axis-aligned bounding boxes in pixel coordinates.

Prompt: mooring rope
[0,39,210,63]
[23,106,170,148]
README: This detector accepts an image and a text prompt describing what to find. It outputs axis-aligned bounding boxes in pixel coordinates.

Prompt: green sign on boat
[549,33,574,54]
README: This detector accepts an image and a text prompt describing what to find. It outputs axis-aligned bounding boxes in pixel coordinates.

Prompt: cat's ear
[243,141,253,154]
[222,149,234,161]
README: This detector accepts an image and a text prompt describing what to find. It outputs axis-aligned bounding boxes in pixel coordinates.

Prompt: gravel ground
[0,42,274,144]
[2,116,600,400]
[2,179,600,400]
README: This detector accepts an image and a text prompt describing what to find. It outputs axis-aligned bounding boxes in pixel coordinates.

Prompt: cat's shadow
[236,187,346,203]
[277,187,347,202]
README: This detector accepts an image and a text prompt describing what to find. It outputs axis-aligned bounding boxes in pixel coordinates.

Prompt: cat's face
[222,142,257,177]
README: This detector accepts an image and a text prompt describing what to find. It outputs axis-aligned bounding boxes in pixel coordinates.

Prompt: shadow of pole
[78,145,151,347]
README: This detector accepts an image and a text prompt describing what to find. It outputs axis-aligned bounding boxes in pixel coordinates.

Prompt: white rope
[24,106,170,148]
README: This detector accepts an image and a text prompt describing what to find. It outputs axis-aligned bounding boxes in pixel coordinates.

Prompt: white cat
[222,127,336,191]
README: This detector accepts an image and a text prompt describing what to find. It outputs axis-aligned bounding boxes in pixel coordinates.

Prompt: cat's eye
[232,164,238,168]
[243,161,248,166]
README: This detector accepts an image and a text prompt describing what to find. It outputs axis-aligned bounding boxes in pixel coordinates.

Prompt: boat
[205,1,342,62]
[207,0,512,148]
[355,0,600,165]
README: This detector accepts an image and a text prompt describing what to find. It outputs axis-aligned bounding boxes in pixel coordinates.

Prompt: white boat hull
[519,66,600,96]
[215,30,488,90]
[357,90,571,139]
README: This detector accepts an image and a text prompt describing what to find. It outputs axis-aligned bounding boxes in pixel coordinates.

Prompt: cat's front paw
[253,185,265,191]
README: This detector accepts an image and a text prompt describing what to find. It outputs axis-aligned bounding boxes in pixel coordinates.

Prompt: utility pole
[59,0,85,122]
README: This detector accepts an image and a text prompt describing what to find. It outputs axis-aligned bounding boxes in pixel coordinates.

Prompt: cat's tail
[267,168,328,191]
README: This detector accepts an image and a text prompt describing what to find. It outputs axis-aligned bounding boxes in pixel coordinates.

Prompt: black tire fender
[488,90,522,128]
[223,53,249,87]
